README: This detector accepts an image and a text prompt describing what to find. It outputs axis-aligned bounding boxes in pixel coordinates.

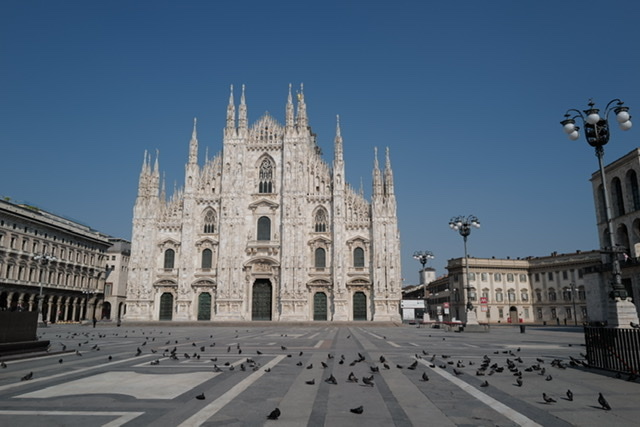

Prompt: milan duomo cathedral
[125,85,402,322]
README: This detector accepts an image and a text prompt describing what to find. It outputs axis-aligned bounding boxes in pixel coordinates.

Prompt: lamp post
[33,253,57,327]
[561,99,639,328]
[413,251,435,322]
[449,215,480,325]
[570,283,578,326]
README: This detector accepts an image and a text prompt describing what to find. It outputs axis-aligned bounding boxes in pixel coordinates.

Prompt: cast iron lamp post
[570,283,578,326]
[561,99,639,327]
[413,251,435,322]
[449,215,480,325]
[33,253,57,327]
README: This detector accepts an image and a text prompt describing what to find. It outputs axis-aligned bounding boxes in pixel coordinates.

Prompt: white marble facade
[125,85,402,322]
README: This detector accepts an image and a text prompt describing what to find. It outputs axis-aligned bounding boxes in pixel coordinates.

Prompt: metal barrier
[584,326,640,373]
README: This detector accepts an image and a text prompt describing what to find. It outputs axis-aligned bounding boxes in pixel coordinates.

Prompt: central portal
[252,279,272,321]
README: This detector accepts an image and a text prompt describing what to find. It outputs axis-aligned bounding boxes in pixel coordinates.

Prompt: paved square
[0,323,638,426]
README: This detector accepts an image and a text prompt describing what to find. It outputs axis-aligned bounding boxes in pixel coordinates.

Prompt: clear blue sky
[2,1,638,284]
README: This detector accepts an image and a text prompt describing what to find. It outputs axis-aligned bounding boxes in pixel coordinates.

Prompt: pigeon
[306,364,313,369]
[370,365,379,373]
[630,322,640,329]
[58,358,63,364]
[325,374,338,384]
[296,361,303,366]
[545,375,553,381]
[267,408,281,420]
[380,355,386,363]
[453,368,463,376]
[76,350,82,356]
[108,355,112,361]
[350,405,364,414]
[421,372,429,381]
[321,361,328,368]
[257,350,262,355]
[480,380,489,387]
[305,379,315,385]
[362,375,375,387]
[566,389,573,401]
[516,378,523,387]
[299,351,304,356]
[1,362,7,368]
[347,372,358,383]
[543,393,556,403]
[21,372,33,381]
[383,363,390,370]
[408,361,418,370]
[196,393,205,400]
[598,393,611,410]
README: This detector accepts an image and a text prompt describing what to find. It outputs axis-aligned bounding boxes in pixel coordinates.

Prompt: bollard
[519,325,526,333]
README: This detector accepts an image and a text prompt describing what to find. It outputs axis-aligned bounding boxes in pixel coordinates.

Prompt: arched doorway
[198,293,212,321]
[509,306,518,323]
[353,291,367,321]
[102,302,111,320]
[313,292,327,321]
[252,279,272,321]
[159,293,173,320]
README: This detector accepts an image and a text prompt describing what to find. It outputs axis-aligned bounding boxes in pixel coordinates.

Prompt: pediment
[248,198,279,210]
[347,235,370,245]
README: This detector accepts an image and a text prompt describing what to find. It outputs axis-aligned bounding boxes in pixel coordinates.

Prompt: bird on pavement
[350,405,364,414]
[453,368,463,376]
[321,361,328,368]
[306,363,313,369]
[1,362,7,368]
[480,380,489,387]
[267,408,281,420]
[305,379,315,385]
[325,374,337,385]
[543,393,556,403]
[545,375,553,381]
[21,372,33,381]
[196,393,205,400]
[347,372,358,383]
[421,372,429,381]
[516,378,523,387]
[58,359,63,364]
[408,361,418,370]
[598,393,611,410]
[566,389,573,401]
[362,375,375,387]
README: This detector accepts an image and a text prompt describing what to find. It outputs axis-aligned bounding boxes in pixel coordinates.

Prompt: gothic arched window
[258,158,274,194]
[612,177,625,216]
[164,249,175,269]
[314,208,327,232]
[257,216,271,241]
[627,169,640,211]
[353,247,365,267]
[201,249,212,269]
[203,210,216,234]
[315,248,326,268]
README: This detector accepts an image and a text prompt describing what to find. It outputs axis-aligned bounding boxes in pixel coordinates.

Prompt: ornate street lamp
[449,215,480,325]
[413,251,435,322]
[561,99,639,327]
[413,250,435,296]
[33,253,57,327]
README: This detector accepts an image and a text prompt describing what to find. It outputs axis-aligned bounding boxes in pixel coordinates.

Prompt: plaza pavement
[0,322,638,426]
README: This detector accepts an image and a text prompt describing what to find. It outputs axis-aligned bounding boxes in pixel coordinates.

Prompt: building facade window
[353,247,365,267]
[507,289,516,302]
[507,273,514,282]
[494,273,502,282]
[201,248,212,269]
[315,248,326,268]
[519,274,527,282]
[164,249,175,269]
[481,272,488,281]
[258,158,274,193]
[548,288,557,301]
[257,216,271,241]
[203,210,216,234]
[314,208,327,233]
[495,289,504,302]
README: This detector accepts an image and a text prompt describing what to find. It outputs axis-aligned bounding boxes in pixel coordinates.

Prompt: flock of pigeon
[0,328,630,422]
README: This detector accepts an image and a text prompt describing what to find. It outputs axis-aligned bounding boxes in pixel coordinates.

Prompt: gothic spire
[285,83,294,129]
[373,147,383,196]
[295,83,308,129]
[189,117,198,164]
[334,115,343,160]
[226,84,236,131]
[384,146,395,196]
[238,84,248,130]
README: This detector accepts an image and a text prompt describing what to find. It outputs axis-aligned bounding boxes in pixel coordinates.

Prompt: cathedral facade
[125,85,402,322]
